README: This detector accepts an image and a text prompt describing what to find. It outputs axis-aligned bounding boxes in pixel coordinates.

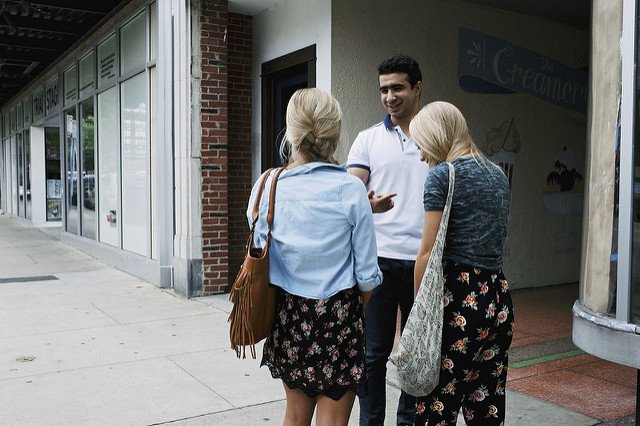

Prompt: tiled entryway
[508,283,638,423]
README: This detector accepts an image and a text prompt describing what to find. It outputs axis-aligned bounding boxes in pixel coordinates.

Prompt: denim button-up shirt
[247,162,383,299]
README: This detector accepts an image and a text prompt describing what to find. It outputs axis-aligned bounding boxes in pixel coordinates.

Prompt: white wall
[332,0,589,289]
[251,0,332,179]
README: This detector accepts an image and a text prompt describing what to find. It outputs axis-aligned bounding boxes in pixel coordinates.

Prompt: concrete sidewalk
[0,214,600,425]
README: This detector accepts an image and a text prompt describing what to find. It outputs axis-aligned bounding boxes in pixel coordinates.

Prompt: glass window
[16,105,23,130]
[150,66,157,259]
[98,34,117,87]
[45,127,62,221]
[81,99,96,239]
[23,98,31,127]
[64,64,78,106]
[17,133,24,217]
[10,136,17,214]
[120,12,146,75]
[98,86,119,247]
[3,113,8,138]
[3,140,13,213]
[80,51,96,98]
[10,109,16,133]
[65,107,79,235]
[25,130,31,220]
[150,2,157,62]
[121,72,148,256]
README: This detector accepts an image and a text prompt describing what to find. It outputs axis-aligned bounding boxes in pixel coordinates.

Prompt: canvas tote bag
[389,162,455,397]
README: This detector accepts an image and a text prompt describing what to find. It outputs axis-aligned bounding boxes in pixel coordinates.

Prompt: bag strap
[266,167,286,228]
[430,162,456,260]
[251,168,275,225]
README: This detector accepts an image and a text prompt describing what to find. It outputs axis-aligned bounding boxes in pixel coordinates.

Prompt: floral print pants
[414,262,514,426]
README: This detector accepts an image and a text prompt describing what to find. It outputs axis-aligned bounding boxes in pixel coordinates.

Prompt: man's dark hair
[377,54,422,87]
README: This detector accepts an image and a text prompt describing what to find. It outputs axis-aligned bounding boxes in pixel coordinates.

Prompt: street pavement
[0,214,603,425]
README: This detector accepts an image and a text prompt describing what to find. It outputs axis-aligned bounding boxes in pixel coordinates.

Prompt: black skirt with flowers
[261,286,368,401]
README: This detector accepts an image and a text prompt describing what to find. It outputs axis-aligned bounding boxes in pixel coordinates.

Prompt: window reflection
[81,99,96,239]
[65,107,79,235]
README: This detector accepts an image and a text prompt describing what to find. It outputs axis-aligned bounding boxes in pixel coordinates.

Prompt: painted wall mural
[484,117,520,190]
[542,146,584,239]
[484,118,521,258]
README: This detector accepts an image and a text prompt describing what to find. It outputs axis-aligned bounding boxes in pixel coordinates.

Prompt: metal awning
[0,0,126,107]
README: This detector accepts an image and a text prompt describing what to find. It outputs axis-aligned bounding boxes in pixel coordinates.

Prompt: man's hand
[368,190,397,213]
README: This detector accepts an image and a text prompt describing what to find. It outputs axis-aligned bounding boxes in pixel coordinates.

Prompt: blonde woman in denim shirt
[248,88,383,425]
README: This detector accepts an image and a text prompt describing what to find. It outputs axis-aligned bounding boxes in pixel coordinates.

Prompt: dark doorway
[261,45,316,169]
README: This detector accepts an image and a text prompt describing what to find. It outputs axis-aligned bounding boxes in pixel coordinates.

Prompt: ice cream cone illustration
[542,146,584,238]
[484,117,520,190]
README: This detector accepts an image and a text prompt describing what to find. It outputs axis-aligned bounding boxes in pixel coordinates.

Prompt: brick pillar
[227,13,253,285]
[200,0,229,294]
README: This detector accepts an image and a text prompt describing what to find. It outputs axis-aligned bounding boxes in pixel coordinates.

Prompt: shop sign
[458,27,588,113]
[45,76,61,116]
[32,89,45,122]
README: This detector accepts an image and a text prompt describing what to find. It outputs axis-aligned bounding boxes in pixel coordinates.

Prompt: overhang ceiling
[459,0,590,30]
[0,0,126,108]
[1,0,591,109]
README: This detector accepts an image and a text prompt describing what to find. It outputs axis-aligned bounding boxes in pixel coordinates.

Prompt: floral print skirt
[261,286,368,401]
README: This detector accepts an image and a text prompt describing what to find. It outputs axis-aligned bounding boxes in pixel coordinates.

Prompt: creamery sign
[458,28,588,113]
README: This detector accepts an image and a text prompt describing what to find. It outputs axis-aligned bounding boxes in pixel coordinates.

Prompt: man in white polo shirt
[348,54,428,426]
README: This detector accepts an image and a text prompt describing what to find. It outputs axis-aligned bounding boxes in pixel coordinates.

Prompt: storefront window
[64,65,78,106]
[98,34,117,88]
[24,130,31,220]
[23,98,31,127]
[10,109,16,133]
[150,2,157,62]
[17,133,24,218]
[120,12,146,76]
[45,127,62,221]
[150,66,157,259]
[10,136,16,215]
[16,104,23,130]
[98,86,119,247]
[80,51,96,99]
[81,99,96,239]
[121,72,148,256]
[65,107,79,234]
[2,113,8,139]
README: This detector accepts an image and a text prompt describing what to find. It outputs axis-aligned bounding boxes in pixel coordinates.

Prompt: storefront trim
[616,0,637,323]
[573,301,640,369]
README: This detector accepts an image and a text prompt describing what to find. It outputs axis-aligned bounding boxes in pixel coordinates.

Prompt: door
[261,45,316,169]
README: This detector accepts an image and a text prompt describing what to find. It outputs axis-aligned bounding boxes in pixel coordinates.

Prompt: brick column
[200,0,229,294]
[227,13,253,285]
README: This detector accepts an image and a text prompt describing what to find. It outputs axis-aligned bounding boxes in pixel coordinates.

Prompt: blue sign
[458,28,588,113]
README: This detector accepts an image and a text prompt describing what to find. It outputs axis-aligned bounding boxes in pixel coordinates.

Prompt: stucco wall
[251,0,331,179]
[332,0,589,289]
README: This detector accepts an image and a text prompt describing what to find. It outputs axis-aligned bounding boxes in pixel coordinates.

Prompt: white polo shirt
[347,115,429,260]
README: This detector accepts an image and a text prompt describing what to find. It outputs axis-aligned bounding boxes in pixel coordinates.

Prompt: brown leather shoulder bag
[229,167,285,359]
